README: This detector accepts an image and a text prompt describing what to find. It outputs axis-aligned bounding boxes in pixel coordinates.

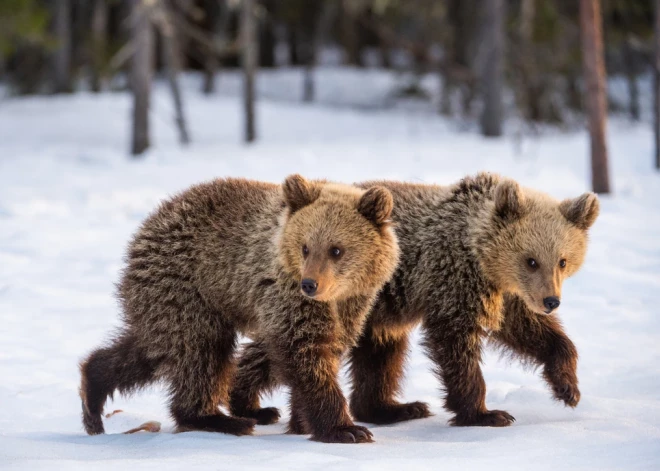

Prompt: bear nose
[301,279,318,296]
[543,296,561,312]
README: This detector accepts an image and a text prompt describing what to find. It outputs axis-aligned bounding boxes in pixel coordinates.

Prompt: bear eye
[330,247,342,258]
[527,258,539,269]
[559,259,567,268]
[302,245,309,257]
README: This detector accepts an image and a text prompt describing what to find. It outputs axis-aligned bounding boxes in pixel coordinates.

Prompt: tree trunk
[655,0,660,169]
[341,0,364,67]
[517,0,540,121]
[131,0,154,156]
[302,0,336,102]
[259,0,276,68]
[479,0,505,137]
[580,0,611,193]
[242,0,257,143]
[158,2,191,145]
[53,0,72,93]
[90,0,108,93]
[623,37,640,121]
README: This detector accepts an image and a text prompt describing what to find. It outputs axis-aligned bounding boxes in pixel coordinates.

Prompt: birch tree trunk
[131,0,153,156]
[479,0,505,137]
[580,0,611,193]
[242,0,257,143]
[53,0,72,93]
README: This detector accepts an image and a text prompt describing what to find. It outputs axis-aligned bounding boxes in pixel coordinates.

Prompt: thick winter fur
[80,175,399,442]
[231,173,598,428]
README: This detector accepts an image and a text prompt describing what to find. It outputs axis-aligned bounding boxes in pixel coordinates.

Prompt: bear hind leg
[424,323,515,427]
[349,329,430,425]
[80,333,158,435]
[228,338,281,425]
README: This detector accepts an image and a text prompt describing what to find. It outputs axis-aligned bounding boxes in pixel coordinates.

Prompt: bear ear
[358,186,394,226]
[282,174,321,214]
[559,192,600,230]
[494,179,525,221]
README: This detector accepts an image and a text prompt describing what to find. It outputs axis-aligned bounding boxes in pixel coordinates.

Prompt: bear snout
[301,278,318,297]
[543,296,561,313]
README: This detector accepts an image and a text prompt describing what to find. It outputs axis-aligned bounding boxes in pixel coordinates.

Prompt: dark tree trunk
[287,27,301,66]
[479,0,505,137]
[516,0,539,121]
[441,0,477,116]
[53,0,73,93]
[655,0,660,169]
[242,0,258,142]
[623,37,640,121]
[580,0,611,193]
[131,0,153,156]
[259,0,276,68]
[158,2,190,146]
[341,0,364,67]
[90,0,108,93]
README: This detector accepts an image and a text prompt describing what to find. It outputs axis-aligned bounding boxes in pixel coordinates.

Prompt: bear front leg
[423,321,515,427]
[493,295,580,407]
[229,338,282,425]
[348,326,430,424]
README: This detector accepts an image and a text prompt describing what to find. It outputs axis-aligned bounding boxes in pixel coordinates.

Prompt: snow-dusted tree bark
[242,0,257,143]
[479,0,505,137]
[580,0,611,193]
[53,0,72,93]
[655,0,660,169]
[131,0,154,156]
[90,0,108,93]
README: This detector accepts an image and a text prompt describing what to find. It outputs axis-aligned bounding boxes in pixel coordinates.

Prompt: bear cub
[231,173,599,428]
[79,174,399,443]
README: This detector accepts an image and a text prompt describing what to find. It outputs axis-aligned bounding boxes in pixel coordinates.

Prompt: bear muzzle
[301,278,318,297]
[543,296,561,313]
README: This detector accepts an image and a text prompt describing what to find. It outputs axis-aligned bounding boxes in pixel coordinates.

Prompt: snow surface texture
[1,71,659,470]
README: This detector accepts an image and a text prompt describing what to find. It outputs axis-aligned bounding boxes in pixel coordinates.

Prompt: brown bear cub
[79,175,399,443]
[230,173,599,428]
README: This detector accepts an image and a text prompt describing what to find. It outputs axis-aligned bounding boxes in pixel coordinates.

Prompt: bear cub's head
[278,174,399,302]
[481,177,600,315]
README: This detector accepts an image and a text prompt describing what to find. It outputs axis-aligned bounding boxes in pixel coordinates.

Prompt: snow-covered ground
[1,71,659,470]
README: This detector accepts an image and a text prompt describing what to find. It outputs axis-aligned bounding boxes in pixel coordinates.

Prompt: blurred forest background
[0,0,658,193]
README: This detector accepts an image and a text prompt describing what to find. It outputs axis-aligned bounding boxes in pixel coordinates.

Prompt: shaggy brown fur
[230,173,598,427]
[79,175,399,442]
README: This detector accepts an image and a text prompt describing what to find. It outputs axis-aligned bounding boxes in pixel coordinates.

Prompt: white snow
[1,69,659,470]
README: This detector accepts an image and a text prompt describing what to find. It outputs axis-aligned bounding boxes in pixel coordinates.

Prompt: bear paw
[553,383,580,408]
[450,409,515,427]
[252,407,281,425]
[352,401,431,425]
[312,425,374,444]
[230,406,281,425]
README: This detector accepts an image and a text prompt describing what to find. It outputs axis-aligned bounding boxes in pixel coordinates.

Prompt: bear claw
[351,401,432,425]
[553,383,580,407]
[451,409,516,427]
[312,425,374,444]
